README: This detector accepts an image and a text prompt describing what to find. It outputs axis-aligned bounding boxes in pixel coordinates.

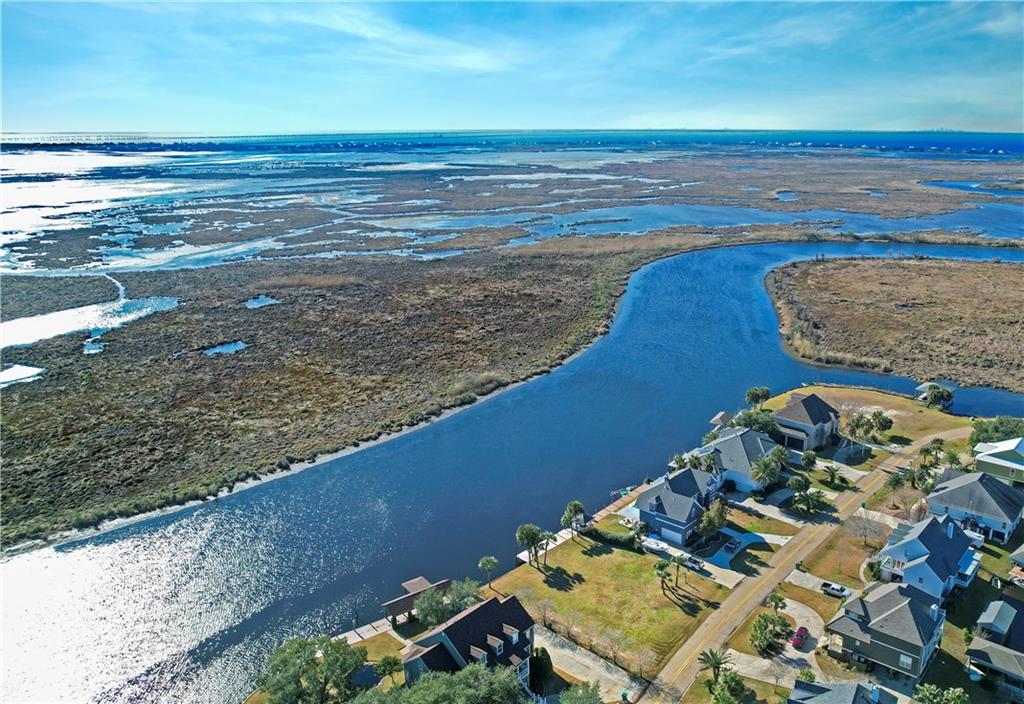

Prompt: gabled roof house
[691,426,780,493]
[771,392,840,451]
[825,583,944,680]
[788,681,896,704]
[927,471,1024,544]
[401,595,535,687]
[877,514,980,599]
[636,466,721,545]
[975,437,1024,489]
[966,596,1024,701]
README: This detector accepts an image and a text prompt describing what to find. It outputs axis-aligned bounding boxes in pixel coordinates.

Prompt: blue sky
[2,2,1022,133]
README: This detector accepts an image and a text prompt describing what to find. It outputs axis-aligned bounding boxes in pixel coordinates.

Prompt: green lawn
[731,542,778,577]
[817,445,893,473]
[777,582,843,623]
[976,525,1024,581]
[727,508,799,537]
[595,513,636,538]
[681,675,789,704]
[725,607,797,656]
[489,533,730,675]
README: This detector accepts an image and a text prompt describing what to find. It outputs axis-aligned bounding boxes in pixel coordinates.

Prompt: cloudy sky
[2,1,1022,133]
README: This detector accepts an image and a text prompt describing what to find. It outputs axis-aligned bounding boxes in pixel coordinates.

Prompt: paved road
[638,426,972,703]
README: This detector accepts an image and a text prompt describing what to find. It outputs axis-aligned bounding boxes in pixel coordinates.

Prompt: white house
[878,515,981,600]
[927,472,1024,545]
[771,393,841,451]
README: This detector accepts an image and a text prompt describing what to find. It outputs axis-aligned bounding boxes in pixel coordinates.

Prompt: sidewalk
[535,625,647,703]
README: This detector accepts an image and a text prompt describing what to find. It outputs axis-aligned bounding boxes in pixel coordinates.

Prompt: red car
[790,626,809,648]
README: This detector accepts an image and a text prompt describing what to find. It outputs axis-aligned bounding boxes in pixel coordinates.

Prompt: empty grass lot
[802,529,886,589]
[681,675,789,704]
[727,509,800,537]
[764,385,971,446]
[725,607,797,656]
[488,534,730,674]
[777,582,843,623]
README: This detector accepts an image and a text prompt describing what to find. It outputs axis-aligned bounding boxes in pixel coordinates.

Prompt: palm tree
[516,524,542,566]
[943,450,962,472]
[764,592,786,614]
[654,559,671,591]
[686,453,703,471]
[478,555,499,588]
[562,500,585,536]
[823,464,841,486]
[920,445,937,467]
[672,554,690,587]
[539,530,555,567]
[751,456,779,488]
[372,655,403,686]
[702,454,719,475]
[697,648,733,684]
[884,471,905,507]
[671,454,687,470]
[768,445,789,471]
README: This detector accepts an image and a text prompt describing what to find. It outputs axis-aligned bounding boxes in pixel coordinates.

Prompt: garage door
[661,528,684,544]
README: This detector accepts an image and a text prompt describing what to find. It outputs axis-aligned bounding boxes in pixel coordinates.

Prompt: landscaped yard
[681,674,789,704]
[595,513,636,538]
[777,582,843,622]
[802,529,885,589]
[731,542,778,577]
[976,524,1024,581]
[818,444,893,473]
[727,508,800,537]
[764,385,971,446]
[488,533,730,675]
[724,606,796,656]
[354,631,407,689]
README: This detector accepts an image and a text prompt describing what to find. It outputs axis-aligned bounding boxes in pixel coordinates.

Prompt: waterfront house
[771,392,840,451]
[690,426,781,493]
[825,582,944,681]
[788,681,895,704]
[401,595,535,688]
[926,471,1024,544]
[975,437,1024,489]
[877,515,980,599]
[966,596,1024,702]
[915,381,955,409]
[636,466,721,545]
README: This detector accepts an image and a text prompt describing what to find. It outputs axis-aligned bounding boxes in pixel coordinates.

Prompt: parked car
[682,555,704,571]
[790,626,809,648]
[821,582,851,598]
[724,538,742,554]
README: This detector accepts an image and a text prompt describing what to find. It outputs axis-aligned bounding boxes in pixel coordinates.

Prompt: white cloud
[975,4,1023,37]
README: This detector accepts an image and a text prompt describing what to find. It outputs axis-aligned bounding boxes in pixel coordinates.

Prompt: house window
[510,632,518,645]
[477,652,487,664]
[495,642,503,655]
[899,654,913,670]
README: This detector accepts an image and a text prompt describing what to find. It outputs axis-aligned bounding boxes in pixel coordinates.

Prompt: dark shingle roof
[698,427,778,478]
[637,467,714,522]
[409,596,534,672]
[773,393,839,426]
[968,596,1024,678]
[881,515,973,584]
[416,642,460,673]
[827,582,942,648]
[929,472,1024,525]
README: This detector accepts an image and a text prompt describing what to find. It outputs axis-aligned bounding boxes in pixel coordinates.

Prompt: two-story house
[401,595,535,688]
[877,515,980,599]
[788,681,896,704]
[825,582,944,681]
[771,392,841,451]
[975,437,1024,489]
[966,597,1024,702]
[636,466,721,545]
[690,426,781,493]
[926,471,1024,544]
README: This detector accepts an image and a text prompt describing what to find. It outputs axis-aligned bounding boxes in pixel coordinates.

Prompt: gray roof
[968,596,1024,678]
[636,467,714,523]
[696,426,778,478]
[1012,544,1024,565]
[880,515,973,584]
[827,582,942,648]
[980,601,1018,636]
[788,681,896,704]
[773,393,839,427]
[916,381,955,393]
[928,472,1024,525]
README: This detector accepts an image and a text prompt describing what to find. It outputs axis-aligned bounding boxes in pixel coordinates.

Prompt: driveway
[646,540,746,589]
[785,568,826,591]
[534,625,646,702]
[724,597,825,687]
[733,489,812,528]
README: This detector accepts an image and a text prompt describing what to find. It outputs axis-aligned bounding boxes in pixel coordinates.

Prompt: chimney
[930,603,940,621]
[947,521,954,540]
[871,685,881,703]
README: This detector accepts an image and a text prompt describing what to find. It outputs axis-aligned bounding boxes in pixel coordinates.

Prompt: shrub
[529,647,553,691]
[581,526,639,550]
[866,561,882,581]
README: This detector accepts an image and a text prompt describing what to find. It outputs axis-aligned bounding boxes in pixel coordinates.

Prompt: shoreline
[4,233,1022,556]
